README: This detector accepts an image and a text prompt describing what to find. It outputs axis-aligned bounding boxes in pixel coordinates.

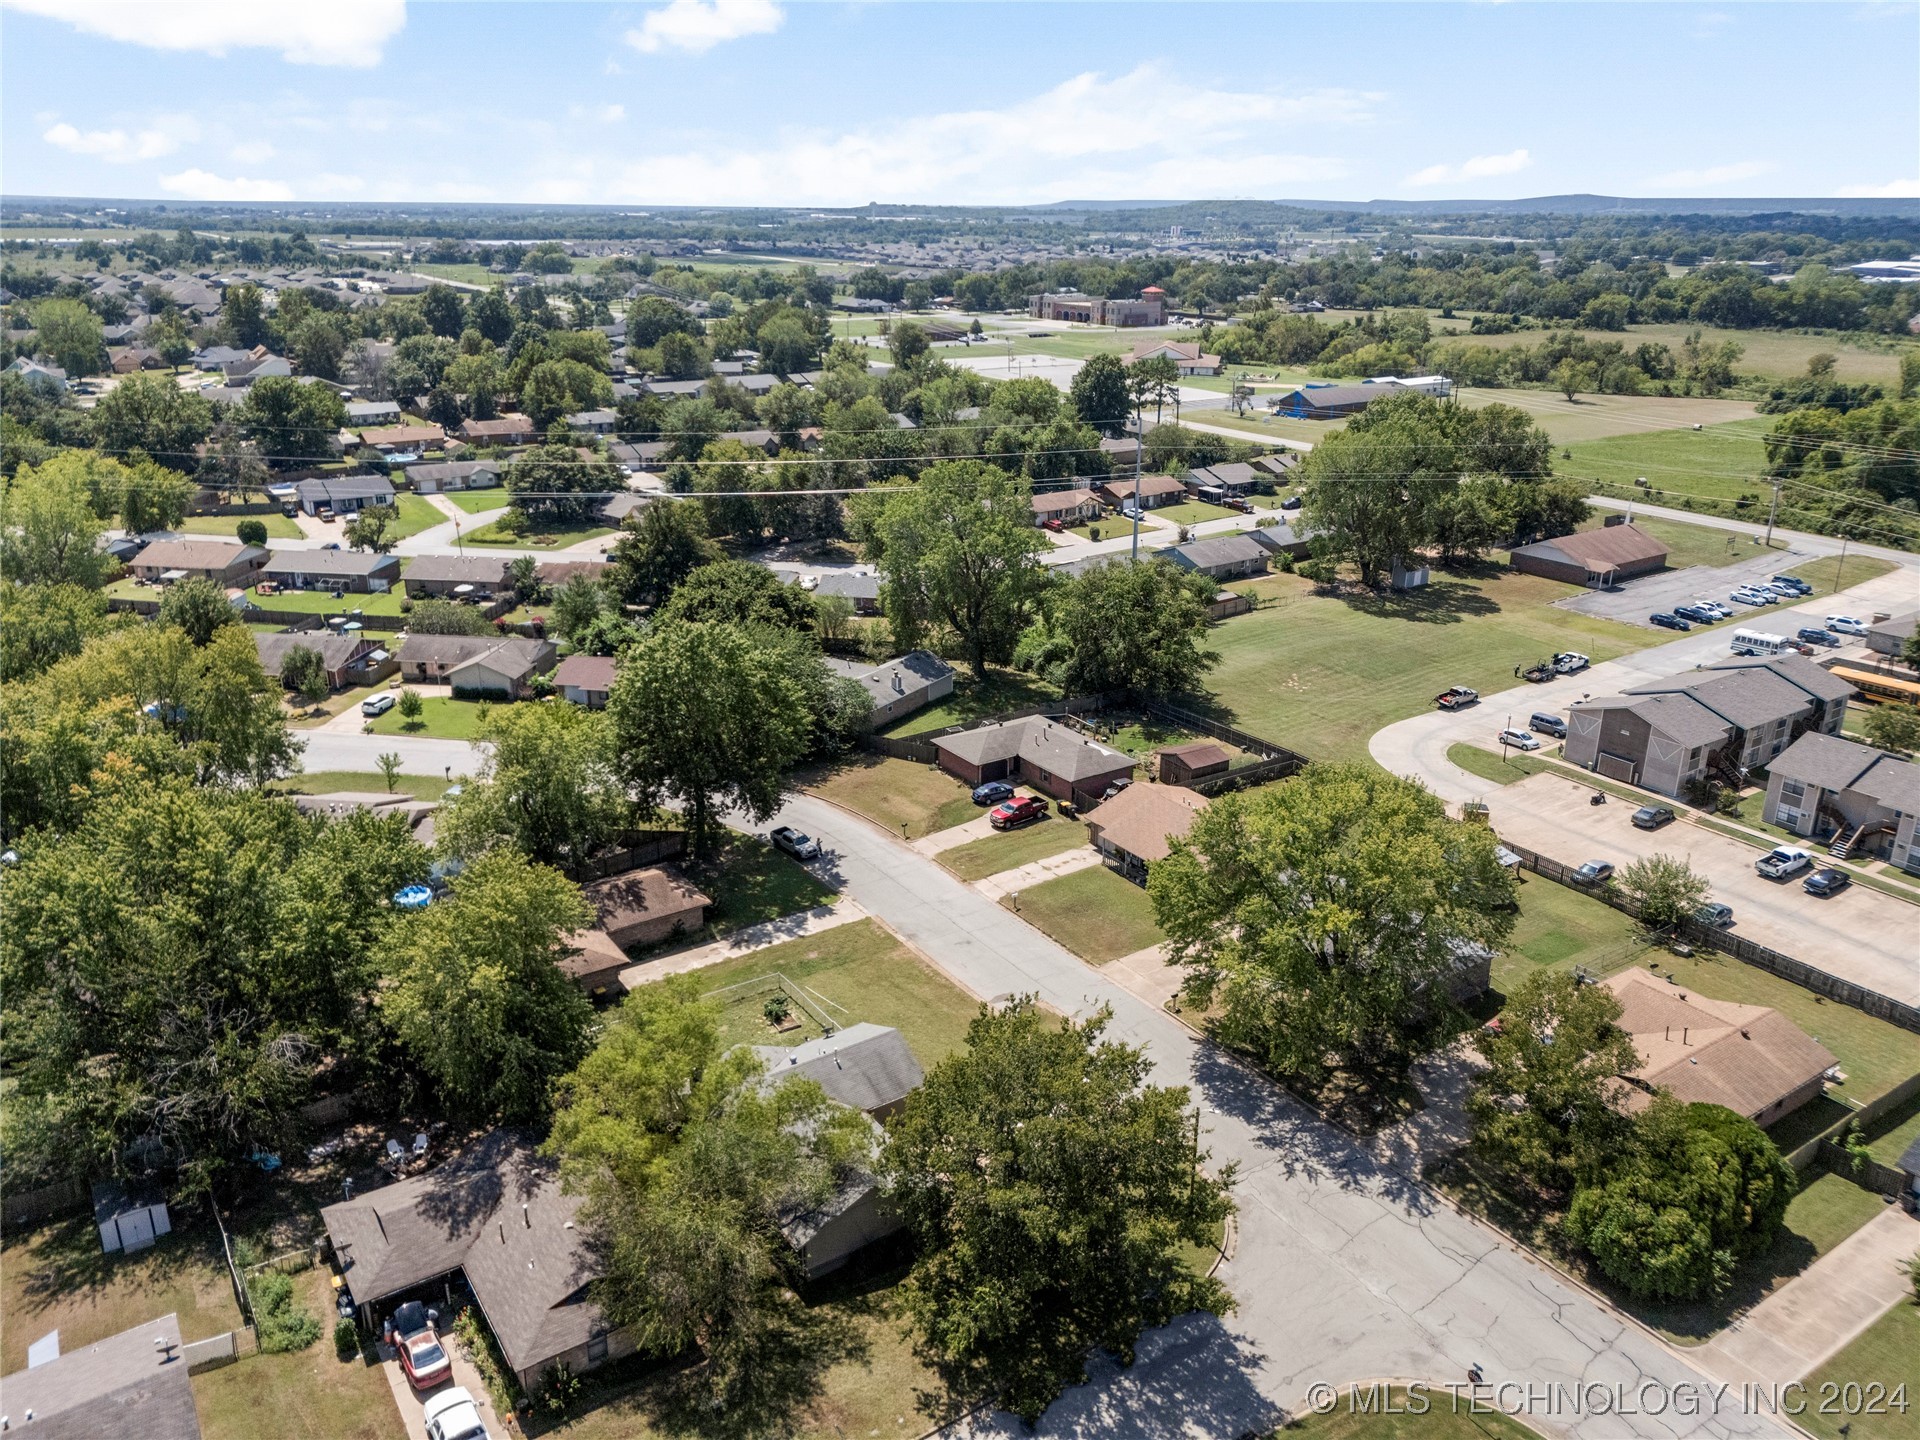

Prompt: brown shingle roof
[130,538,265,572]
[1512,522,1668,573]
[1158,742,1231,768]
[582,867,711,944]
[553,653,617,693]
[1089,783,1209,864]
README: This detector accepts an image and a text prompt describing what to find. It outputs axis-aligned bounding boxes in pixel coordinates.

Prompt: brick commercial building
[1027,289,1166,326]
[1507,520,1670,585]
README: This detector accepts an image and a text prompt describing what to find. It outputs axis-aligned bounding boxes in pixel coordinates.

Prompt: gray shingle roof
[1624,693,1735,749]
[0,1313,201,1440]
[402,553,510,586]
[263,548,399,579]
[753,1024,925,1114]
[1772,731,1920,815]
[933,716,1135,784]
[857,650,953,707]
[812,571,881,601]
[1166,533,1266,570]
[1628,659,1827,731]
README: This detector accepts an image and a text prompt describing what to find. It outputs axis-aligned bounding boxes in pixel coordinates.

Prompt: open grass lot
[433,487,512,515]
[1491,873,1649,993]
[938,814,1092,882]
[882,665,1063,736]
[242,582,412,616]
[1268,1387,1545,1440]
[1801,1298,1920,1440]
[802,755,982,839]
[1,1215,244,1372]
[367,694,498,740]
[1005,864,1164,964]
[276,769,457,801]
[1446,322,1911,385]
[1151,499,1239,526]
[1203,567,1645,765]
[1576,512,1766,570]
[1782,553,1899,599]
[465,516,616,548]
[386,492,444,541]
[1457,387,1760,445]
[683,833,836,939]
[682,917,980,1068]
[193,1269,399,1440]
[178,511,305,540]
[1183,408,1341,448]
[1561,418,1774,505]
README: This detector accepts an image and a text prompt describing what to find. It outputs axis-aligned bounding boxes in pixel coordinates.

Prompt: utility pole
[1132,420,1143,563]
[1764,479,1781,549]
[1833,532,1850,593]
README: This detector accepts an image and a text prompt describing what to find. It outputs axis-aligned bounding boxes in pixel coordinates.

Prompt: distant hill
[1039,194,1919,219]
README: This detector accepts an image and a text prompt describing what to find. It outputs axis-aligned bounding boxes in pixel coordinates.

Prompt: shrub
[540,1361,582,1415]
[236,518,269,546]
[763,993,792,1026]
[251,1269,322,1353]
[333,1316,360,1360]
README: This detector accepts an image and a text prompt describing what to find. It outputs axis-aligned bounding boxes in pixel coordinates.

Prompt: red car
[386,1301,452,1391]
[1042,518,1065,532]
[990,796,1048,830]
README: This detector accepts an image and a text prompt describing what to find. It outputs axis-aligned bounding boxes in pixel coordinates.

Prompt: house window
[1779,779,1805,804]
[587,1331,608,1363]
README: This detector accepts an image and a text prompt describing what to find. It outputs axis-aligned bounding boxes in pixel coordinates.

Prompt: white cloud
[1,0,406,67]
[594,68,1367,205]
[625,0,782,54]
[156,168,294,201]
[1644,160,1772,189]
[43,116,195,162]
[568,102,626,124]
[1405,148,1532,188]
[1836,177,1920,198]
[229,140,276,165]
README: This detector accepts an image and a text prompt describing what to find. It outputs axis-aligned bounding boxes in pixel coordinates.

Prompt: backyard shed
[92,1179,171,1254]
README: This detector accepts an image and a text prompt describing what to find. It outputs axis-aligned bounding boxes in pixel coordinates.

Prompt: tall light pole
[1833,532,1850,593]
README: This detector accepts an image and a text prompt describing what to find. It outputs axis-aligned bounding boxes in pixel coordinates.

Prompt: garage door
[1596,752,1638,784]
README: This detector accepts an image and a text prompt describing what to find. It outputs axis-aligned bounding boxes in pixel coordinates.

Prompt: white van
[1730,629,1793,657]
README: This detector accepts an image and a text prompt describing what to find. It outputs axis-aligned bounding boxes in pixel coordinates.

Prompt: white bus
[1730,629,1793,657]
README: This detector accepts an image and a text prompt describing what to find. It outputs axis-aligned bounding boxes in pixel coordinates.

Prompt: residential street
[754,793,1801,1440]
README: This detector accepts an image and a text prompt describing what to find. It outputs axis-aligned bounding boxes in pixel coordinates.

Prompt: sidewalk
[1697,1205,1920,1386]
[616,900,867,988]
[973,845,1103,900]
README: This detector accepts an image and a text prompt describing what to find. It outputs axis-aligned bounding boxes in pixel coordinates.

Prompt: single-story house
[395,634,556,695]
[813,571,883,615]
[1096,474,1186,510]
[1866,609,1917,661]
[0,1313,202,1440]
[1268,382,1395,420]
[261,549,400,593]
[558,927,631,997]
[581,867,711,949]
[1157,742,1231,785]
[931,716,1135,803]
[1602,967,1837,1125]
[597,492,647,525]
[1248,522,1315,560]
[295,475,396,517]
[402,553,511,598]
[724,428,781,454]
[1186,462,1260,497]
[1507,521,1669,585]
[1761,730,1920,873]
[322,1132,631,1394]
[1128,340,1221,376]
[538,558,611,588]
[553,653,617,709]
[9,357,69,390]
[192,345,249,371]
[609,440,670,472]
[357,423,444,454]
[255,631,383,691]
[108,345,164,374]
[856,650,955,726]
[1565,655,1853,796]
[565,409,617,435]
[1087,782,1210,879]
[407,458,503,493]
[1164,533,1269,580]
[345,400,401,426]
[221,351,292,386]
[128,538,268,586]
[1099,435,1141,472]
[459,414,537,447]
[1032,489,1103,527]
[1252,451,1301,480]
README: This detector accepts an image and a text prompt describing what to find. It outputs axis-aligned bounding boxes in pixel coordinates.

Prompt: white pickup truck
[1755,846,1812,880]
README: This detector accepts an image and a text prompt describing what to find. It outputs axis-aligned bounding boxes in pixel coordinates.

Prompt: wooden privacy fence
[1502,842,1920,1035]
[1784,1068,1920,1172]
[574,828,688,880]
[1,1177,88,1226]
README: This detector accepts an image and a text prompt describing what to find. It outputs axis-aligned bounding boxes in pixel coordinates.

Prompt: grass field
[367,694,497,739]
[386,492,444,542]
[883,666,1063,736]
[938,815,1091,882]
[1561,418,1774,505]
[803,756,982,839]
[1864,1087,1920,1167]
[1150,500,1240,526]
[177,511,305,540]
[1800,1297,1920,1440]
[241,582,412,616]
[435,488,513,515]
[1444,322,1911,385]
[1457,388,1760,445]
[1005,864,1164,963]
[1576,512,1767,570]
[193,1269,397,1440]
[678,834,836,941]
[465,514,615,548]
[1781,553,1900,599]
[276,769,457,801]
[1493,874,1649,992]
[2,1215,245,1373]
[1270,1388,1545,1440]
[683,917,979,1068]
[1181,408,1340,447]
[1203,566,1646,765]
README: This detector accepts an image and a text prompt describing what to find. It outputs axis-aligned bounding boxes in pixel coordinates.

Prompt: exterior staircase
[1829,823,1864,860]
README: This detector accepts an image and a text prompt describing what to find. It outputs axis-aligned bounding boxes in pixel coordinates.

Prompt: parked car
[1730,586,1773,605]
[1674,605,1718,625]
[1571,860,1615,885]
[1755,846,1813,880]
[971,781,1014,806]
[1120,503,1144,520]
[1796,627,1840,647]
[1552,652,1590,674]
[1631,805,1676,830]
[1771,575,1813,595]
[361,693,397,717]
[1649,612,1690,631]
[1281,495,1303,511]
[423,1386,491,1440]
[1529,712,1567,738]
[1042,518,1065,532]
[1433,686,1479,710]
[1825,615,1867,636]
[1497,728,1541,751]
[768,825,821,861]
[386,1302,451,1391]
[1694,902,1735,928]
[1696,600,1734,619]
[990,795,1048,830]
[320,542,342,551]
[1804,868,1852,897]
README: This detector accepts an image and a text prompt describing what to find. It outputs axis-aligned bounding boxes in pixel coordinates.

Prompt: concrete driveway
[1481,770,1920,1003]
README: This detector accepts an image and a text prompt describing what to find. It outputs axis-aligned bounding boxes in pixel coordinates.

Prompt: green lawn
[1801,1297,1920,1440]
[883,665,1063,737]
[367,695,499,739]
[938,815,1092,882]
[684,834,836,940]
[387,491,444,541]
[682,917,980,1069]
[1004,864,1164,964]
[1492,873,1649,993]
[1782,553,1899,600]
[244,583,412,617]
[1452,321,1907,386]
[1268,1388,1545,1440]
[1150,500,1239,526]
[1577,512,1769,569]
[464,514,615,548]
[1204,567,1646,765]
[177,511,305,540]
[802,756,982,839]
[274,770,458,802]
[193,1268,398,1440]
[435,487,512,515]
[1562,418,1774,507]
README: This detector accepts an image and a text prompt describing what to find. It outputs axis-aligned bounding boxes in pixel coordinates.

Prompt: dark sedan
[1631,805,1676,830]
[1649,612,1690,631]
[1803,868,1852,898]
[971,781,1014,806]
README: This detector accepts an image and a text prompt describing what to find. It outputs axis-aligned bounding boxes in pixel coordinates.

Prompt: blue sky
[2,1,1915,207]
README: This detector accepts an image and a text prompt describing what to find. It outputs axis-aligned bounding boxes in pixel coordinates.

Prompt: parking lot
[1554,547,1821,628]
[1483,770,1920,1003]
